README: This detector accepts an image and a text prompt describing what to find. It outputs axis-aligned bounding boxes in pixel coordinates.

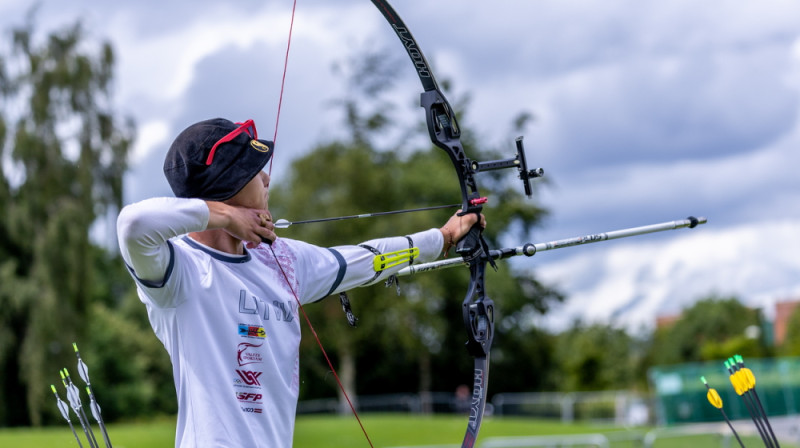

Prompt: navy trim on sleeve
[358,244,383,284]
[181,235,251,263]
[323,248,347,297]
[126,240,176,288]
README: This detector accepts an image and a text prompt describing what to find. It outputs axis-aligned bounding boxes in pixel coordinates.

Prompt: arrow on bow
[274,203,461,228]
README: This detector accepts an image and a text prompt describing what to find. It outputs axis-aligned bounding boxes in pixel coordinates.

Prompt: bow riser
[420,90,486,257]
[420,91,477,198]
[462,262,493,357]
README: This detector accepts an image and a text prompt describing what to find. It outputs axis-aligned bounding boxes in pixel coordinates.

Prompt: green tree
[554,322,638,391]
[0,17,135,425]
[648,295,768,366]
[778,305,800,356]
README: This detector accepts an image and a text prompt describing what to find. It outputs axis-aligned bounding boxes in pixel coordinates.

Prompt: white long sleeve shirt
[117,197,443,448]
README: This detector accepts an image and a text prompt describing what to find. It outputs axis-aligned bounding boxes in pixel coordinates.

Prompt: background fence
[298,390,649,426]
[298,357,800,429]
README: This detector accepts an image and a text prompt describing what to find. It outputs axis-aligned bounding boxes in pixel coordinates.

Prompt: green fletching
[60,370,66,379]
[735,354,743,363]
[73,342,78,352]
[724,360,730,369]
[50,384,57,393]
[701,376,707,384]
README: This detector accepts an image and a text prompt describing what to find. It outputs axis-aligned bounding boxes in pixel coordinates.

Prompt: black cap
[163,118,274,201]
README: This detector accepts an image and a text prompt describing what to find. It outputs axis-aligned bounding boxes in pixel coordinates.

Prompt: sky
[3,0,800,332]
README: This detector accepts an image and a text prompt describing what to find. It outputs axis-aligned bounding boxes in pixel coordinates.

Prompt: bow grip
[456,221,483,257]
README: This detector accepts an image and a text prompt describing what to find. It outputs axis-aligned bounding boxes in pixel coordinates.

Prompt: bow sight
[471,137,545,197]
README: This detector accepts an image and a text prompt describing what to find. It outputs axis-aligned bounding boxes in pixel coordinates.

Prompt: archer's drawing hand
[206,201,276,248]
[440,211,486,255]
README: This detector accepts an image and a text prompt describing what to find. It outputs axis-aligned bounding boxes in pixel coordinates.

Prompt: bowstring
[268,1,374,446]
[269,0,297,176]
[269,245,374,448]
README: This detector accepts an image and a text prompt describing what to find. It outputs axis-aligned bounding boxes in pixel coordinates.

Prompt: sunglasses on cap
[205,119,258,166]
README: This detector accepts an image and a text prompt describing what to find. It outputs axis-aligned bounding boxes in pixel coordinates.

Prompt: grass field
[0,414,791,447]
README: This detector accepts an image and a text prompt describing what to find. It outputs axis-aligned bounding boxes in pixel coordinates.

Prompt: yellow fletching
[734,370,751,392]
[707,388,723,409]
[729,373,744,395]
[742,367,756,389]
[373,248,420,271]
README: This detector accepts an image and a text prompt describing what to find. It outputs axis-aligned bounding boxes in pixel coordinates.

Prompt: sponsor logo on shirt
[237,341,263,366]
[238,323,266,338]
[235,370,263,386]
[236,392,263,404]
[238,289,297,322]
[241,406,263,414]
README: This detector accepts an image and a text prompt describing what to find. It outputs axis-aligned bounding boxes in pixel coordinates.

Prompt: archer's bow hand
[440,211,486,255]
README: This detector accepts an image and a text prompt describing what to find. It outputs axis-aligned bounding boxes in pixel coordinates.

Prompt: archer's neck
[188,229,245,255]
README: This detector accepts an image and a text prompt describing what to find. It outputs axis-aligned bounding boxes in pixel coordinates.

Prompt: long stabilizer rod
[397,216,707,276]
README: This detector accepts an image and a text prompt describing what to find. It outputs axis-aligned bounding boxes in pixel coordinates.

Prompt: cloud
[5,0,800,332]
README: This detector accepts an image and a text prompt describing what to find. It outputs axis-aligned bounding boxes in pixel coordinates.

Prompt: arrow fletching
[77,358,90,385]
[63,369,84,409]
[87,387,102,422]
[742,367,756,389]
[730,373,744,396]
[51,385,71,421]
[74,342,91,385]
[700,377,724,409]
[707,388,723,409]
